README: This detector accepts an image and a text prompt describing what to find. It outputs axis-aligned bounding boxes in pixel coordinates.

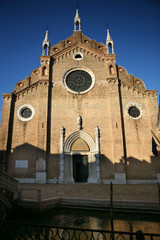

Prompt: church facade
[0,10,160,185]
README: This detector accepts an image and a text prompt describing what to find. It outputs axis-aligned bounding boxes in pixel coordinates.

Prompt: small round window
[18,104,35,121]
[128,106,140,118]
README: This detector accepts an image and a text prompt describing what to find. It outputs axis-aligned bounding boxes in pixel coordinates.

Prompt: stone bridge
[0,172,19,220]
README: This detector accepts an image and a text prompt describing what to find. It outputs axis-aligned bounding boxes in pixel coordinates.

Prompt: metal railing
[0,172,18,193]
[0,221,160,240]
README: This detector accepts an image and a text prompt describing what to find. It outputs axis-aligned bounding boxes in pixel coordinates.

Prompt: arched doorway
[71,138,89,182]
[60,130,100,183]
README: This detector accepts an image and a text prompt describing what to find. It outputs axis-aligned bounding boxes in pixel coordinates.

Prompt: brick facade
[0,18,160,185]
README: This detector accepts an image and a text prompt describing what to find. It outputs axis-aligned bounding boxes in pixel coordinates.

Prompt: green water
[6,208,160,234]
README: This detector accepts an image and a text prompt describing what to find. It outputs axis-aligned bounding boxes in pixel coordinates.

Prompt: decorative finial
[77,115,82,130]
[42,29,50,56]
[106,28,114,54]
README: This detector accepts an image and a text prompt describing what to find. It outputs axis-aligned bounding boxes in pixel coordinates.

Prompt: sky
[0,0,160,119]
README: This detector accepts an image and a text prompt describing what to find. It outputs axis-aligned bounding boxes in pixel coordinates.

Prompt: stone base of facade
[157,173,160,183]
[114,173,127,184]
[15,177,160,184]
[15,178,36,183]
[36,172,46,184]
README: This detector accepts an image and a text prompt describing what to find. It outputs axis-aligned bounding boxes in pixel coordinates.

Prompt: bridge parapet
[0,172,19,194]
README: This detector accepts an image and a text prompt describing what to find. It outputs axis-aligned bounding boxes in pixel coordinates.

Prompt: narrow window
[42,66,47,76]
[109,65,115,74]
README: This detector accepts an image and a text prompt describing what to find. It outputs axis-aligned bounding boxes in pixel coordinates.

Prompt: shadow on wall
[0,142,159,181]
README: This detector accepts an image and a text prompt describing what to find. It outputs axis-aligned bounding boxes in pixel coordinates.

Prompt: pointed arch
[64,130,96,153]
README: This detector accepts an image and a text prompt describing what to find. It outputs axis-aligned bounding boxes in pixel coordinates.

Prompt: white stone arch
[59,130,100,184]
[64,130,96,153]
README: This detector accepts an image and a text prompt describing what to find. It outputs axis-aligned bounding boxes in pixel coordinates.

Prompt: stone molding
[106,78,119,85]
[120,80,157,98]
[2,93,12,100]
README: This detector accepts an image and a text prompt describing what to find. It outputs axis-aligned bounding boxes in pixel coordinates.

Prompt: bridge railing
[0,172,18,193]
[0,221,160,240]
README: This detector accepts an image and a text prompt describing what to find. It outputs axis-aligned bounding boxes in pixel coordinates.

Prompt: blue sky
[0,0,160,118]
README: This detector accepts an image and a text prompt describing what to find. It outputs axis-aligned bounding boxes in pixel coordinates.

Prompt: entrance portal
[73,155,88,182]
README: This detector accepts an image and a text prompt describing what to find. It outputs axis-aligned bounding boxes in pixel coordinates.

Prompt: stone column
[59,127,65,183]
[95,126,101,183]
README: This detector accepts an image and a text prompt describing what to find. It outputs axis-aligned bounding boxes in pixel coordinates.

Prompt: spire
[42,30,50,56]
[74,8,81,31]
[157,95,160,131]
[44,30,49,42]
[106,28,114,54]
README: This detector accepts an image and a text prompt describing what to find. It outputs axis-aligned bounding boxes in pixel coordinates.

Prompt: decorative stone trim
[125,102,145,120]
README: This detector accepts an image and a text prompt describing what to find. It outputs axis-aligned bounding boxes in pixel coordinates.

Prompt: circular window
[98,46,103,50]
[73,52,83,61]
[18,104,35,121]
[63,67,95,94]
[54,47,59,52]
[67,40,72,44]
[128,106,140,118]
[21,108,32,118]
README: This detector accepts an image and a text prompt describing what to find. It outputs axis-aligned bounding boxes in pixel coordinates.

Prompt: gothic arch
[64,130,96,153]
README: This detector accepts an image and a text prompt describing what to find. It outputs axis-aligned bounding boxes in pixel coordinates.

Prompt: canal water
[7,207,160,234]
